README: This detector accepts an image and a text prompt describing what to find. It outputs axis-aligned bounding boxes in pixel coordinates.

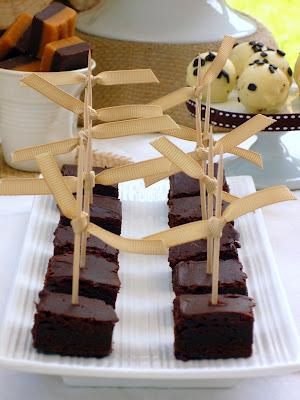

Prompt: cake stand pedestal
[224,131,300,190]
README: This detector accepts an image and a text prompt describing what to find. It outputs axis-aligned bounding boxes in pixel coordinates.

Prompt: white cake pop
[294,53,300,92]
[230,41,267,77]
[186,52,237,103]
[237,62,289,113]
[247,49,293,85]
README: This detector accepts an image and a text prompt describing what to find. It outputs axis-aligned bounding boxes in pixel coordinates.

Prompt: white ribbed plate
[0,176,299,388]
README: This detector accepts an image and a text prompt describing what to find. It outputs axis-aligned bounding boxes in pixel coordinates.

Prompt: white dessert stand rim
[77,0,257,43]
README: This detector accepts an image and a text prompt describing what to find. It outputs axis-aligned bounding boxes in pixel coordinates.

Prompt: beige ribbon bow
[34,152,167,256]
[144,185,296,247]
[21,73,173,126]
[93,114,274,197]
[21,69,159,87]
[144,114,275,187]
[151,136,217,195]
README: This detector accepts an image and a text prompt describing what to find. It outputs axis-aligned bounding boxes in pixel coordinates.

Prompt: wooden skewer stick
[195,54,207,221]
[80,53,93,268]
[203,83,211,142]
[72,121,85,304]
[87,50,93,204]
[211,149,224,305]
[196,53,202,135]
[207,125,214,274]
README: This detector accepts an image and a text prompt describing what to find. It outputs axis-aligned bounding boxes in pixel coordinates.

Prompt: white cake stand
[77,0,257,43]
[187,84,300,190]
[224,131,300,190]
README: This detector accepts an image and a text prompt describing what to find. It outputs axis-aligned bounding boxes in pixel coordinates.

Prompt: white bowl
[0,60,96,172]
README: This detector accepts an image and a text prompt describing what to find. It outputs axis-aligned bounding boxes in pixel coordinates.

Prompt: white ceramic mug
[0,61,96,172]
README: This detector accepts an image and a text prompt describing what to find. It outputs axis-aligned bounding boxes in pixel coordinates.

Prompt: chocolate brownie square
[61,164,118,198]
[168,223,240,268]
[168,195,227,227]
[59,194,122,235]
[44,253,120,307]
[32,290,119,357]
[53,224,119,262]
[174,294,255,360]
[169,166,229,201]
[173,259,247,296]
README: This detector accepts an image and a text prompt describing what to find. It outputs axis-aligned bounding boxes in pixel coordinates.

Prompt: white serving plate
[0,176,299,388]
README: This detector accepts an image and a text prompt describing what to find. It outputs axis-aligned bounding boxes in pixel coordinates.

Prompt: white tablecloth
[1,136,300,399]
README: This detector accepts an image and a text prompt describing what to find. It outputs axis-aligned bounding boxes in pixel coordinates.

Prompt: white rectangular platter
[0,176,299,388]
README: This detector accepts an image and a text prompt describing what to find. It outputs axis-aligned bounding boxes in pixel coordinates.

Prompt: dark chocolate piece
[168,223,240,268]
[288,67,293,77]
[276,49,286,57]
[252,44,264,53]
[205,52,216,62]
[0,54,40,71]
[32,290,118,357]
[168,165,229,200]
[44,253,120,307]
[248,83,257,91]
[217,70,230,83]
[53,224,119,262]
[192,57,205,68]
[173,259,247,296]
[28,2,76,58]
[254,60,265,65]
[59,194,122,235]
[61,164,118,198]
[41,36,91,72]
[173,294,255,360]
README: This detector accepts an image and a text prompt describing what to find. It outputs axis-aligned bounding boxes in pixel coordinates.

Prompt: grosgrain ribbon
[95,152,237,203]
[143,114,275,186]
[21,74,164,122]
[71,211,89,235]
[11,114,270,170]
[12,137,80,162]
[34,152,167,255]
[91,115,179,139]
[94,112,273,187]
[92,69,159,86]
[151,137,217,194]
[0,176,78,195]
[96,104,163,122]
[196,36,236,93]
[144,186,296,247]
[21,69,159,87]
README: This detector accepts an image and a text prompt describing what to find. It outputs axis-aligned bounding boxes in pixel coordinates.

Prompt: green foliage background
[227,0,299,67]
